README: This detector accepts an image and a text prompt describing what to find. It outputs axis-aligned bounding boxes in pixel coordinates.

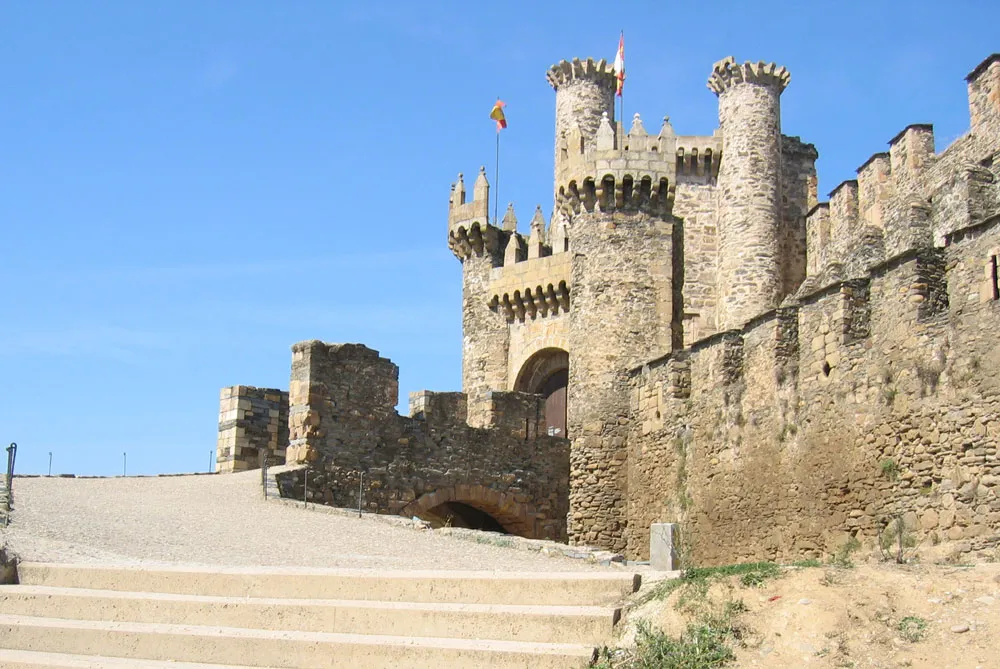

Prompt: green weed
[897,616,928,642]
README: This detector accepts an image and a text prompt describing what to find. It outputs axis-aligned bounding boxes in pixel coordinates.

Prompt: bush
[594,619,735,669]
[829,536,861,568]
[878,515,917,564]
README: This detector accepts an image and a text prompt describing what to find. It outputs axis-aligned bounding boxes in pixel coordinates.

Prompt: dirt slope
[620,561,1000,669]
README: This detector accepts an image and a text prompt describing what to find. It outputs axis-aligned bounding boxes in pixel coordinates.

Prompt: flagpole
[494,125,500,226]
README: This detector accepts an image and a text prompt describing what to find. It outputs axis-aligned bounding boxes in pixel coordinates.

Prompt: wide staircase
[0,562,640,668]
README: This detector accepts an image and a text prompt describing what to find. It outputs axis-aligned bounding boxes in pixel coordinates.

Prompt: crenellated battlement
[546,57,616,92]
[555,111,717,199]
[487,252,572,323]
[804,54,1000,287]
[556,171,675,220]
[706,57,791,95]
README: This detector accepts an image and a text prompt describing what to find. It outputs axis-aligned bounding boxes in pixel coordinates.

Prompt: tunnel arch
[514,347,569,438]
[400,485,540,538]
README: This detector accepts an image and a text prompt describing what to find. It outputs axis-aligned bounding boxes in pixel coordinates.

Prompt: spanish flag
[490,99,507,131]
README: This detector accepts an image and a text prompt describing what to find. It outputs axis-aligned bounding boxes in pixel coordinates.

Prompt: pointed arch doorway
[514,348,569,438]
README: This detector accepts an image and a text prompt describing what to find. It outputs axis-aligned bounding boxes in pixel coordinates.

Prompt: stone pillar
[547,58,616,188]
[216,386,289,472]
[709,57,790,330]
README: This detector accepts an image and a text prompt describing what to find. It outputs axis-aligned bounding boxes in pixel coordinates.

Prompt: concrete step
[0,585,620,645]
[0,649,283,669]
[0,614,598,669]
[17,562,640,606]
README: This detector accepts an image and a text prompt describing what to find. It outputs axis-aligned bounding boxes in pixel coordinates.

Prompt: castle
[217,53,1000,564]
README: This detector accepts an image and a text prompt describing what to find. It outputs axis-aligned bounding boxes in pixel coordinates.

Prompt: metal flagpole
[494,124,500,225]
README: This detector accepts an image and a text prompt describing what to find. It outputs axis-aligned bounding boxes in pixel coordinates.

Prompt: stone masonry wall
[567,209,677,552]
[627,218,1000,564]
[282,341,570,540]
[216,386,289,473]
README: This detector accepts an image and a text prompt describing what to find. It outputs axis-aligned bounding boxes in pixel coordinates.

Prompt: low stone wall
[281,341,570,541]
[216,386,289,473]
[627,219,1000,564]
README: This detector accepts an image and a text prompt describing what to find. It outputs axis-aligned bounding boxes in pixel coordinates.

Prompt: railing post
[5,443,17,527]
[259,450,268,500]
[5,443,16,496]
[358,471,364,518]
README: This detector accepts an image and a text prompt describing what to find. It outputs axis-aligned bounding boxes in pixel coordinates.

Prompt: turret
[967,54,1000,138]
[709,57,790,330]
[448,167,500,262]
[547,58,617,189]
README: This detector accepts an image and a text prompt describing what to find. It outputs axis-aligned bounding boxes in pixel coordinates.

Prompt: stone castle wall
[627,215,1000,564]
[281,341,570,540]
[624,56,1000,564]
[216,386,289,472]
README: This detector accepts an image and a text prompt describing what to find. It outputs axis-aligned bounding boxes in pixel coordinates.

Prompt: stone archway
[400,485,540,538]
[514,348,569,438]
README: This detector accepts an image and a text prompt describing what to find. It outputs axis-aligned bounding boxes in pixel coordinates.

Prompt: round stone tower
[547,58,616,187]
[708,58,790,330]
[547,59,680,552]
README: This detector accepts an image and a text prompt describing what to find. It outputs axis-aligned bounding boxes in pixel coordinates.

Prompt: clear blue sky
[1,1,996,476]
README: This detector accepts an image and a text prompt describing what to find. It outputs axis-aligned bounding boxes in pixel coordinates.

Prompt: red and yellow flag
[614,32,625,97]
[490,99,507,131]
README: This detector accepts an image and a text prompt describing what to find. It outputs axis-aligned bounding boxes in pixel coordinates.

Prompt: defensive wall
[272,341,570,540]
[628,54,1000,564]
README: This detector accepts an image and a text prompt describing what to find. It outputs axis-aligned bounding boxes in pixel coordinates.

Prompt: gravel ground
[0,470,607,572]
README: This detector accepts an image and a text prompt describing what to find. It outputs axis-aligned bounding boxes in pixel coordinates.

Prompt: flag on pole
[614,32,625,97]
[490,99,507,131]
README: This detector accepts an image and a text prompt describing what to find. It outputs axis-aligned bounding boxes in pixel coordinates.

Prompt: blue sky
[1,1,997,475]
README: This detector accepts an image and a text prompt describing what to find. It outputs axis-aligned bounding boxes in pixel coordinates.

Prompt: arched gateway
[513,348,569,438]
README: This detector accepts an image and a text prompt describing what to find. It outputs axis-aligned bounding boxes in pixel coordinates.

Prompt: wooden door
[538,369,568,438]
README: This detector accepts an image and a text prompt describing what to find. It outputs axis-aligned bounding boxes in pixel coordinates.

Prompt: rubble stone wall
[281,341,570,540]
[627,217,1000,564]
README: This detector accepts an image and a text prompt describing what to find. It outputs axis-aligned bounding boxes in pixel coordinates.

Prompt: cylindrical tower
[546,59,679,553]
[709,57,790,330]
[547,58,616,186]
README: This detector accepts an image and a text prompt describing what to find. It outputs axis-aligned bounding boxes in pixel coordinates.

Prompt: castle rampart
[629,213,1000,562]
